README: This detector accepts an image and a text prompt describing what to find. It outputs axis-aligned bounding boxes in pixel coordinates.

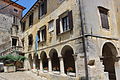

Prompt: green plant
[0,54,26,67]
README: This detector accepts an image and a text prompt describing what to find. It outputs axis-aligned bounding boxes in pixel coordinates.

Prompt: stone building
[21,0,120,80]
[0,0,25,55]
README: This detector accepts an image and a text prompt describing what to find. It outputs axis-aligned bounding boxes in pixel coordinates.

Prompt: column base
[39,70,43,73]
[61,73,67,76]
[49,71,53,74]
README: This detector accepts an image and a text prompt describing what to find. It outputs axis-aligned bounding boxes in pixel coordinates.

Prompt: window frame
[56,10,73,35]
[29,13,34,27]
[38,0,47,19]
[12,38,18,47]
[38,26,46,42]
[48,20,54,32]
[21,21,26,32]
[13,8,18,13]
[28,34,33,46]
[98,6,109,30]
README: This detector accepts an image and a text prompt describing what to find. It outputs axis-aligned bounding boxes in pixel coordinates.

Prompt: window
[61,15,69,32]
[38,26,46,42]
[13,16,17,24]
[21,21,26,32]
[48,20,54,32]
[12,38,17,46]
[98,7,109,29]
[38,0,47,18]
[56,10,73,35]
[40,3,45,16]
[14,9,18,13]
[29,13,34,26]
[28,34,33,46]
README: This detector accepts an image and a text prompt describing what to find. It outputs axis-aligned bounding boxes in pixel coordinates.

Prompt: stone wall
[0,0,24,54]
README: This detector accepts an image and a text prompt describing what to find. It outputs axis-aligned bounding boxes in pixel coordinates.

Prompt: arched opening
[40,51,48,71]
[102,42,118,80]
[28,34,33,50]
[49,49,60,71]
[61,45,76,74]
[34,54,40,69]
[28,54,33,69]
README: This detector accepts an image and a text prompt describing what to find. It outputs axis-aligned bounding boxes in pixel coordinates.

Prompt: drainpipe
[78,0,89,80]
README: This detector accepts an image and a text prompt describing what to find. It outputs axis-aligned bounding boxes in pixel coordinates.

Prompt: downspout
[78,0,89,80]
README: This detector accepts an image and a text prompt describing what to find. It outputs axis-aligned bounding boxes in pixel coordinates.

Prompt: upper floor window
[98,6,109,29]
[28,34,33,46]
[12,38,18,47]
[61,15,69,32]
[37,26,46,42]
[14,9,18,13]
[29,13,34,27]
[38,0,47,18]
[13,16,18,25]
[56,10,73,35]
[21,21,26,32]
[48,20,54,32]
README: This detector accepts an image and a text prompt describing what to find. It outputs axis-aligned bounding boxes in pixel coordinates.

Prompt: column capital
[48,58,51,60]
[72,54,77,60]
[59,56,63,59]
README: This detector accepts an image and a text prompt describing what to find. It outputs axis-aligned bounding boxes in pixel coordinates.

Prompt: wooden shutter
[37,30,40,39]
[29,13,34,26]
[31,13,33,25]
[56,18,60,35]
[29,16,31,26]
[38,4,40,19]
[68,10,73,30]
[44,25,47,41]
[22,21,26,32]
[44,0,47,14]
[99,7,109,29]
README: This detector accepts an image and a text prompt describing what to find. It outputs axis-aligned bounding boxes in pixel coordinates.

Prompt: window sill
[39,14,45,20]
[38,40,46,44]
[29,25,33,28]
[49,29,54,33]
[57,29,71,36]
[102,27,110,31]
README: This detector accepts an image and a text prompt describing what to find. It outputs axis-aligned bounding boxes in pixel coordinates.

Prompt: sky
[12,0,37,16]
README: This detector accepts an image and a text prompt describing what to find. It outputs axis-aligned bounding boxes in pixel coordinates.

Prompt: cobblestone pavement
[0,71,47,80]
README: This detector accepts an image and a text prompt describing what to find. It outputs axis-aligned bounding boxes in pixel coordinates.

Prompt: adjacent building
[0,0,25,56]
[21,0,120,80]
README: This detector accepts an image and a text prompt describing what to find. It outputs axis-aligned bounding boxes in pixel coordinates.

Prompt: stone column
[73,54,78,77]
[48,58,52,73]
[40,59,43,72]
[33,60,36,69]
[59,57,66,75]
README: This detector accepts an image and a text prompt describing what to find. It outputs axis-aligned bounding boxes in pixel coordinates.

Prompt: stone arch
[61,45,76,74]
[28,54,33,69]
[49,49,60,71]
[28,34,33,46]
[40,51,48,70]
[100,41,119,57]
[34,54,40,69]
[102,42,118,80]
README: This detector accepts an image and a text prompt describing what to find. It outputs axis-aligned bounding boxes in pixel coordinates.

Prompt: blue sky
[12,0,37,16]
